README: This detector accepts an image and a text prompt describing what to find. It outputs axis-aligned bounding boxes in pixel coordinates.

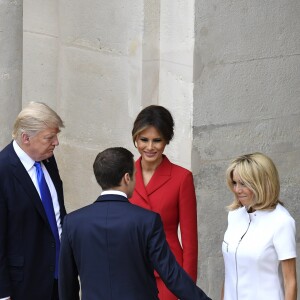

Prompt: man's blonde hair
[226,152,282,211]
[12,102,64,143]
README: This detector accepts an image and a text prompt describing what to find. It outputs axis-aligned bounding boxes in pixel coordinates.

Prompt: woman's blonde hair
[12,101,64,143]
[226,152,282,211]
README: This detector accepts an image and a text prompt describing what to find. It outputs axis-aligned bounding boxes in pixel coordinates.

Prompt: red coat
[130,155,198,281]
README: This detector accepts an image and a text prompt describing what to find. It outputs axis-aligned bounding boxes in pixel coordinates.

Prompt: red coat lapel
[132,156,172,210]
[146,155,172,195]
[133,157,151,209]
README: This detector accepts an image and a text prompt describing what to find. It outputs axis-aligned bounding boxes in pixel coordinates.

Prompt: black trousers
[52,279,59,300]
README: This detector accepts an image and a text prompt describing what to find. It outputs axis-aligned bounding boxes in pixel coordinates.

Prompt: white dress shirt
[101,190,128,198]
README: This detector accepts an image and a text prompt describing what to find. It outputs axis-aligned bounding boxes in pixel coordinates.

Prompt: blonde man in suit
[0,102,66,300]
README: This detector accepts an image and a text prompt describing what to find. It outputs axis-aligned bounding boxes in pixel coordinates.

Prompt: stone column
[0,0,22,148]
[55,0,146,211]
[141,0,160,107]
[159,0,195,169]
[22,0,59,108]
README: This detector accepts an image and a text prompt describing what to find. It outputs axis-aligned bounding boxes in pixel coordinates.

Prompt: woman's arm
[220,280,224,300]
[179,172,198,281]
[281,258,297,300]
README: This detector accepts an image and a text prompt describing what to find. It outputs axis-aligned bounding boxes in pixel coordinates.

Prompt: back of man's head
[93,147,134,190]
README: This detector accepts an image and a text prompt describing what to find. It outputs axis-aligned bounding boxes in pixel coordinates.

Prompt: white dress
[222,204,296,300]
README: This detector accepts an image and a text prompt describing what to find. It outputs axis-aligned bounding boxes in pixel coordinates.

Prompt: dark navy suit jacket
[0,142,66,299]
[59,194,211,300]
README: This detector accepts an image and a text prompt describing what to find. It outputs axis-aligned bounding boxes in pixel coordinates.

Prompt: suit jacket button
[51,242,55,248]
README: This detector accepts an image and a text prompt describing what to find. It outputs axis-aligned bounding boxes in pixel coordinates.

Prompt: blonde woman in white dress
[221,152,297,300]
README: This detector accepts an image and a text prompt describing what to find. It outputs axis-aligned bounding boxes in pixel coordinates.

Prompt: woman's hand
[220,280,224,300]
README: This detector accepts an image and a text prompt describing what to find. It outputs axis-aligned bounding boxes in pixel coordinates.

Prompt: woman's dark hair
[93,147,134,190]
[132,105,174,145]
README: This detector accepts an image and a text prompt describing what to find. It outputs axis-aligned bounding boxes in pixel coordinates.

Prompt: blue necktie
[34,161,60,279]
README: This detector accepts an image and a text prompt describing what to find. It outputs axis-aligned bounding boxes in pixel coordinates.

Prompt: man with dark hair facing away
[58,147,211,300]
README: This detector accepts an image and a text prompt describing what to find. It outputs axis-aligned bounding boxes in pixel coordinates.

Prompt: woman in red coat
[130,105,198,300]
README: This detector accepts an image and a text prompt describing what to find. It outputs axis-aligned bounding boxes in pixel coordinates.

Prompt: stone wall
[23,0,145,209]
[1,1,299,299]
[194,1,300,298]
[0,0,22,147]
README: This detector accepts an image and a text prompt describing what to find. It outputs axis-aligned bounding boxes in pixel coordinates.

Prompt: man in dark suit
[0,102,66,300]
[58,147,211,300]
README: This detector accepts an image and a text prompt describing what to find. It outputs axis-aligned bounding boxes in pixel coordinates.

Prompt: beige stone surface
[1,0,299,298]
[0,0,22,147]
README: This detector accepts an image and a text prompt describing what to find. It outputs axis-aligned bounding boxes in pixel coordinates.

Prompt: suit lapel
[43,156,65,217]
[8,145,49,226]
[135,158,149,197]
[146,156,172,195]
[134,156,172,209]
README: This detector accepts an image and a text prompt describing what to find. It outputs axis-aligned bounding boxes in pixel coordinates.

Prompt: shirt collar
[101,190,127,198]
[13,140,35,171]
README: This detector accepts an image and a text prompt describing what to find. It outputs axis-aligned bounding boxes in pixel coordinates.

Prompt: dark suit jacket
[58,194,211,300]
[0,142,66,299]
